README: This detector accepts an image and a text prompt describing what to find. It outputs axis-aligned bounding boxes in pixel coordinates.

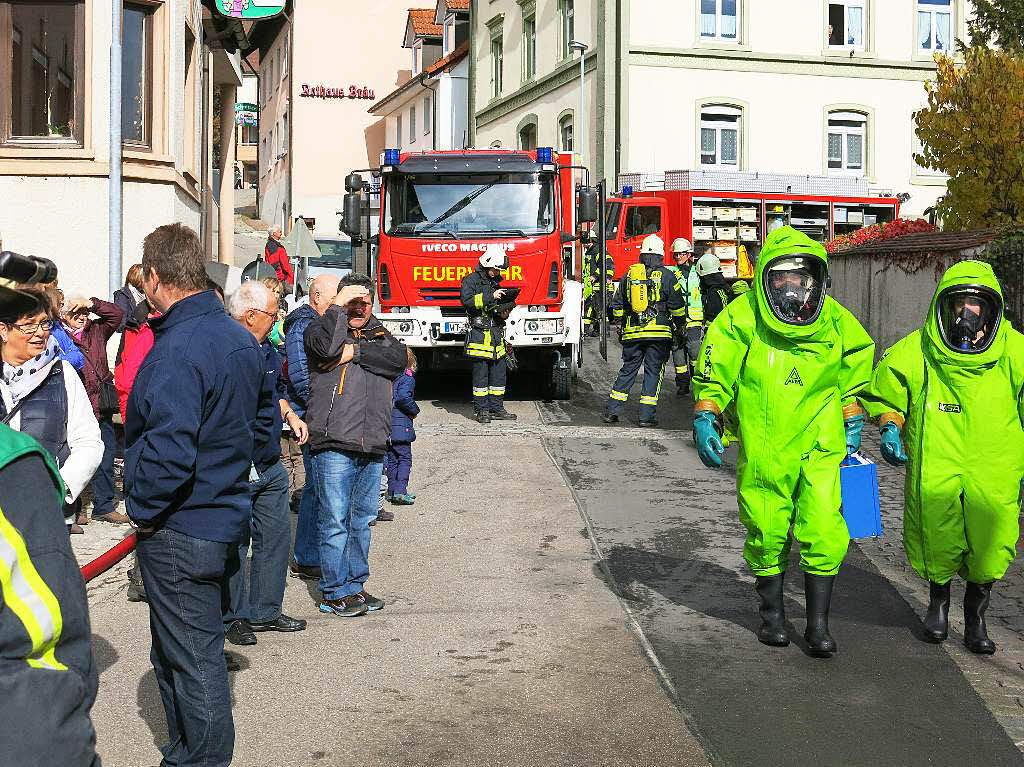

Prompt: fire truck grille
[418,288,462,303]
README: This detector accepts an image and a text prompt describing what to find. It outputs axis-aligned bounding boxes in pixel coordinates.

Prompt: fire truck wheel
[550,362,573,401]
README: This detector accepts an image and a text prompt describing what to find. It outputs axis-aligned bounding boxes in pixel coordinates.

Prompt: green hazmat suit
[859,260,1024,584]
[693,226,875,576]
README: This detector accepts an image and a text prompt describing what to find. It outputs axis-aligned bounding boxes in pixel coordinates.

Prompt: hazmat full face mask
[763,255,827,325]
[936,285,1001,353]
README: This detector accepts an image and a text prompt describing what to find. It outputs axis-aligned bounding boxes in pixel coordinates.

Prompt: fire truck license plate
[444,321,468,335]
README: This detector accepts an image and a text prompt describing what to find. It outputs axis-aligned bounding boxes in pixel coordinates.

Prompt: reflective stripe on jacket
[611,264,685,342]
[460,267,508,361]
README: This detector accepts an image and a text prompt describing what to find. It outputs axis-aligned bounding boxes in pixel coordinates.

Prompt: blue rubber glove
[694,410,725,468]
[844,415,865,455]
[879,422,909,466]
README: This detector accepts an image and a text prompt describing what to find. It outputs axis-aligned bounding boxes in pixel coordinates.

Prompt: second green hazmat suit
[692,226,875,655]
[859,260,1024,653]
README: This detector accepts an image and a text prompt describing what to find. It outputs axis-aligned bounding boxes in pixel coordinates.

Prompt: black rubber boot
[921,581,950,643]
[964,581,996,655]
[803,573,837,657]
[676,376,691,396]
[755,574,789,647]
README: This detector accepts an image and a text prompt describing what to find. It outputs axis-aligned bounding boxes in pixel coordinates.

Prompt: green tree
[914,46,1024,229]
[968,0,1024,50]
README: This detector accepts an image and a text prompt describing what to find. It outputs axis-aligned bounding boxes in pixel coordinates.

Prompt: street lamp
[569,40,588,168]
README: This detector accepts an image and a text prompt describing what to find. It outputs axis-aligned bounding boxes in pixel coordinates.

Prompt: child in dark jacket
[386,348,419,505]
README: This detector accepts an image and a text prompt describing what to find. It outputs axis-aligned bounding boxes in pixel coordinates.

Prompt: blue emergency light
[383,148,400,166]
[622,185,634,197]
[536,146,553,164]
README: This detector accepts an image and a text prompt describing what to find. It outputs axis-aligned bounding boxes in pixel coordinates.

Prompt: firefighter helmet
[479,244,509,270]
[695,253,722,277]
[640,234,665,257]
[671,238,693,255]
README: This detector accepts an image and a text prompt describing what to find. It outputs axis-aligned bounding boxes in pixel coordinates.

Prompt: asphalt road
[542,337,1024,766]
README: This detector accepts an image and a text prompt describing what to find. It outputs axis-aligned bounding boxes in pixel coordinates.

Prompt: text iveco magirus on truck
[341,148,599,400]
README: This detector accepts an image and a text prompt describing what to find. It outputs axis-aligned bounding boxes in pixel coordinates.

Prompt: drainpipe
[109,3,122,296]
[200,44,211,255]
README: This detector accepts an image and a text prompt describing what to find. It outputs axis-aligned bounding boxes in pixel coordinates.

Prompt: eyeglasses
[11,320,54,334]
[250,308,277,319]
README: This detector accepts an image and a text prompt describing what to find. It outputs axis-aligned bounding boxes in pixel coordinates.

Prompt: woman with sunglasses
[0,289,102,534]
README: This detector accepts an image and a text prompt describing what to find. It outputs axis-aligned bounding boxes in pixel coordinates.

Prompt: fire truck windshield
[384,172,555,239]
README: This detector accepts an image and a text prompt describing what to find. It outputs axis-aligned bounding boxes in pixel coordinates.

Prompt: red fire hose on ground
[80,532,138,583]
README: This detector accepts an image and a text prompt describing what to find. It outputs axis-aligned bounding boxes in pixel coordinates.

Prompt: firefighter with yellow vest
[602,234,685,427]
[460,245,518,424]
[667,237,704,395]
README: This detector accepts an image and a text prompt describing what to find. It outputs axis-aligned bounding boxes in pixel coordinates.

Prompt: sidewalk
[76,403,709,767]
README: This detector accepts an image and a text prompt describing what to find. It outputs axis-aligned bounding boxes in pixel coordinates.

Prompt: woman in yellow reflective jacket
[860,261,1024,654]
[692,226,874,656]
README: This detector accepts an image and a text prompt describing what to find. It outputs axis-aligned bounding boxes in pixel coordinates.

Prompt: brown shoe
[69,524,84,535]
[76,511,89,526]
[93,511,131,525]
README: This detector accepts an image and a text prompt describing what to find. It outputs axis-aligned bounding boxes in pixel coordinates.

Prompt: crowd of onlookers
[0,222,418,767]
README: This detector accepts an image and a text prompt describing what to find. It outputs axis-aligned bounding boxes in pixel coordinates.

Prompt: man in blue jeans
[125,224,274,767]
[223,281,309,646]
[304,273,407,617]
[283,274,339,579]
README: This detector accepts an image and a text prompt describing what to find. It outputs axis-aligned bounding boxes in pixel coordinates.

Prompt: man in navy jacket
[125,223,273,767]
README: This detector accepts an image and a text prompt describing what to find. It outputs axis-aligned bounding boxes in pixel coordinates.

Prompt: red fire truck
[605,170,901,278]
[341,147,596,399]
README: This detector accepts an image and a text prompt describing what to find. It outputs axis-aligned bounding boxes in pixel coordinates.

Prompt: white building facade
[471,0,969,218]
[371,1,471,154]
[470,0,599,171]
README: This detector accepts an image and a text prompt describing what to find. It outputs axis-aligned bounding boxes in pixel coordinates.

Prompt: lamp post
[569,40,588,169]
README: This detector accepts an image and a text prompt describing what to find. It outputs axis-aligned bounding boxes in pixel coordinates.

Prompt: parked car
[307,237,354,282]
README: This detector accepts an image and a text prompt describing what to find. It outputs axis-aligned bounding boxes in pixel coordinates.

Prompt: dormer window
[412,40,423,74]
[444,13,456,55]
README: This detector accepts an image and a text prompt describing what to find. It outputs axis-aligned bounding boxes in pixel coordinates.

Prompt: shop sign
[214,0,286,20]
[235,102,258,126]
[300,84,376,100]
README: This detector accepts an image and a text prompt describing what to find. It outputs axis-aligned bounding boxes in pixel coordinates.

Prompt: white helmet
[640,234,665,257]
[671,237,693,255]
[479,244,509,270]
[695,253,722,277]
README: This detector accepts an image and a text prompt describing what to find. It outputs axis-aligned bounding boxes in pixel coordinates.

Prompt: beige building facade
[0,0,247,298]
[254,0,411,238]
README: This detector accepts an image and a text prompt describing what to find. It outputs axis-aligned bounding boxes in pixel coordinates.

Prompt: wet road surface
[541,337,1024,767]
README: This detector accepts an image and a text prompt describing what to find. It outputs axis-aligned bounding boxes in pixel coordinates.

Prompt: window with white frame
[828,1,865,49]
[412,40,422,75]
[410,105,416,144]
[827,111,867,174]
[700,105,741,168]
[523,8,537,81]
[559,114,573,153]
[282,35,289,79]
[490,32,503,98]
[560,0,574,60]
[444,14,455,55]
[918,0,952,52]
[423,93,431,135]
[700,0,739,42]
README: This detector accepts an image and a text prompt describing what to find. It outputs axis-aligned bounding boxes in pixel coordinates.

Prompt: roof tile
[409,8,443,38]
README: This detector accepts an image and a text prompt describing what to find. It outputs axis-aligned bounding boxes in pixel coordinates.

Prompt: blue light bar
[383,148,400,166]
[536,146,553,164]
[622,185,634,198]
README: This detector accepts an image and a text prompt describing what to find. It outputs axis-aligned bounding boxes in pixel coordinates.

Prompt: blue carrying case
[839,452,883,539]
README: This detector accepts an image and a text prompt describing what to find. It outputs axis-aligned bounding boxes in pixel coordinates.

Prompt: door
[616,202,665,276]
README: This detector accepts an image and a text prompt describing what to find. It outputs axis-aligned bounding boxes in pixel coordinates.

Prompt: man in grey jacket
[304,273,407,617]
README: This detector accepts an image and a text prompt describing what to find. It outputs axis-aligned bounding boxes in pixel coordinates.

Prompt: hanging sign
[215,0,286,20]
[235,102,258,126]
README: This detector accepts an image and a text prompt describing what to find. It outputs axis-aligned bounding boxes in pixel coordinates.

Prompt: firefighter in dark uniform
[460,245,518,424]
[602,234,685,427]
[695,251,732,323]
[0,268,100,767]
[583,245,616,337]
